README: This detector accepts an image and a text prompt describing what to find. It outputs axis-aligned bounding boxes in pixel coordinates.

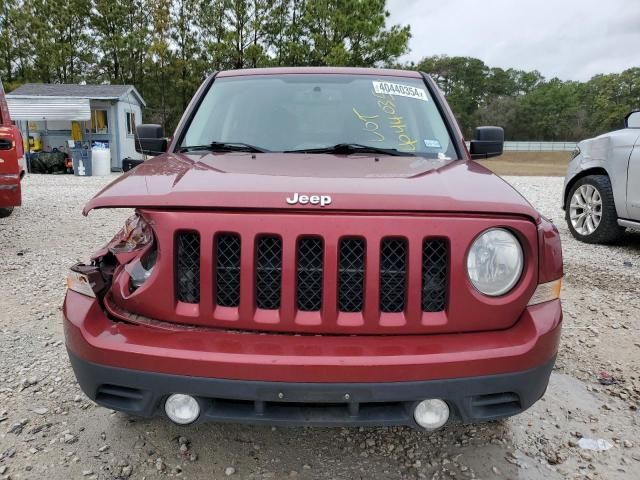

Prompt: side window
[126,112,136,136]
[0,80,5,124]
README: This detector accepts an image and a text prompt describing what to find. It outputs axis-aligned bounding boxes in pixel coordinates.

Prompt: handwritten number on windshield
[352,108,385,142]
[372,90,418,152]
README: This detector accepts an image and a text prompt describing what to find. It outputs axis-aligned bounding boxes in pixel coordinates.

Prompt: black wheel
[0,207,14,218]
[565,175,624,244]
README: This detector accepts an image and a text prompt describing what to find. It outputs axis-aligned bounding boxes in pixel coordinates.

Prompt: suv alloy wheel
[566,175,624,243]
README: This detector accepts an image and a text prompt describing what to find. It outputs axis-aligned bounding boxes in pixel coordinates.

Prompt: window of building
[126,111,136,136]
[87,109,109,134]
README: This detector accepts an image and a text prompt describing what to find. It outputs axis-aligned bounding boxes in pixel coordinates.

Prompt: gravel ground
[0,173,639,480]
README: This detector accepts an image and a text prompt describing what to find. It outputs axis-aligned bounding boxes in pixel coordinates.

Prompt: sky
[386,0,640,81]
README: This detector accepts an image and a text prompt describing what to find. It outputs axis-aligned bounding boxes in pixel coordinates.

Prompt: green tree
[296,0,410,67]
[22,0,93,83]
[171,0,203,109]
[146,0,173,127]
[90,0,150,88]
[512,79,582,140]
[0,0,18,82]
[581,68,640,135]
[196,0,231,71]
[417,56,489,136]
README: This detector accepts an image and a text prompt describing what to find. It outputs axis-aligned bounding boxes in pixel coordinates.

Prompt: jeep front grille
[174,232,448,320]
[176,232,200,303]
[215,234,241,307]
[113,211,536,335]
[338,238,366,313]
[422,239,448,312]
[379,238,408,313]
[255,236,282,310]
[297,237,324,311]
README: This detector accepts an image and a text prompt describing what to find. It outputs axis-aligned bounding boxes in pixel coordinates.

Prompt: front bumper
[63,291,561,426]
[68,349,555,427]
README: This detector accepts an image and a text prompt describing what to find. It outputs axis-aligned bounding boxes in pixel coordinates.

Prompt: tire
[565,175,624,244]
[0,207,14,218]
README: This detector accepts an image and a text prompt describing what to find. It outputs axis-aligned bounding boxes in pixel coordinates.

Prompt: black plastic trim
[419,72,467,161]
[171,71,219,152]
[68,349,555,429]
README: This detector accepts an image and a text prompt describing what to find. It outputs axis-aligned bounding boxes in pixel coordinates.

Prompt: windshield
[180,74,458,159]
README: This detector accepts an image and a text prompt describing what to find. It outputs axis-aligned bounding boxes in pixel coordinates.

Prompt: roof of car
[217,67,423,78]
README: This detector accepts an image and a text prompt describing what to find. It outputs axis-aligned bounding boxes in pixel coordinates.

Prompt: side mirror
[469,126,504,159]
[625,110,640,129]
[134,124,168,155]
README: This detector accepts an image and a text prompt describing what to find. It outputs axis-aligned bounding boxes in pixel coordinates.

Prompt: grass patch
[479,151,571,177]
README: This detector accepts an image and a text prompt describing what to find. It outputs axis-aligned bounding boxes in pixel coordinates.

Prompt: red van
[0,79,24,217]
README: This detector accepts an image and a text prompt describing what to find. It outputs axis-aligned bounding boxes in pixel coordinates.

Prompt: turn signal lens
[66,271,96,298]
[527,278,562,306]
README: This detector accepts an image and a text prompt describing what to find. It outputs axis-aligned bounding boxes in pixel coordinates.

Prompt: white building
[6,83,146,170]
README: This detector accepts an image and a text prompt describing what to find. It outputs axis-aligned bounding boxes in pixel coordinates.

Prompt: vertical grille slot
[255,236,282,310]
[338,238,365,312]
[296,238,324,311]
[422,239,448,312]
[176,232,200,303]
[215,234,241,307]
[379,238,408,313]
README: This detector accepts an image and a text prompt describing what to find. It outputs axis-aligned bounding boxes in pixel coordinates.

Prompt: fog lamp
[164,394,200,424]
[413,399,449,430]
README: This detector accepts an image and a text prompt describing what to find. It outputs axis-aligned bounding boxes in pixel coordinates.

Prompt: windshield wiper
[284,143,414,156]
[179,141,269,153]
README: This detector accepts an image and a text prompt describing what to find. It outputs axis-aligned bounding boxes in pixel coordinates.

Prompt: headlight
[467,228,524,296]
[125,247,157,289]
[569,146,580,160]
[106,213,153,254]
[106,213,157,290]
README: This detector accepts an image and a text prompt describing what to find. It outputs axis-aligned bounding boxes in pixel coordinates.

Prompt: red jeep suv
[0,79,24,218]
[64,68,563,430]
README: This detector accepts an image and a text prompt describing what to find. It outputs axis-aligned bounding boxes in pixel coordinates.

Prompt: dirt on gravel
[0,172,639,480]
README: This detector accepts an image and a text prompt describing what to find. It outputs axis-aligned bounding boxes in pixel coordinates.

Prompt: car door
[628,139,640,220]
[0,79,24,209]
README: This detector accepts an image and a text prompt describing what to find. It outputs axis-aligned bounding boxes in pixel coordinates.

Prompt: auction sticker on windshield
[372,81,428,102]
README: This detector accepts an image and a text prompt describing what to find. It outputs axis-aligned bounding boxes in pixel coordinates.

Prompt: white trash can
[91,142,111,176]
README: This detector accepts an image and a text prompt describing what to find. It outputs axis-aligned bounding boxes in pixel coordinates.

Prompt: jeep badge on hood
[286,193,332,207]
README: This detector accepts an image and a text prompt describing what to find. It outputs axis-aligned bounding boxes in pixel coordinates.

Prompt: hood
[83,152,538,219]
[578,128,640,159]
